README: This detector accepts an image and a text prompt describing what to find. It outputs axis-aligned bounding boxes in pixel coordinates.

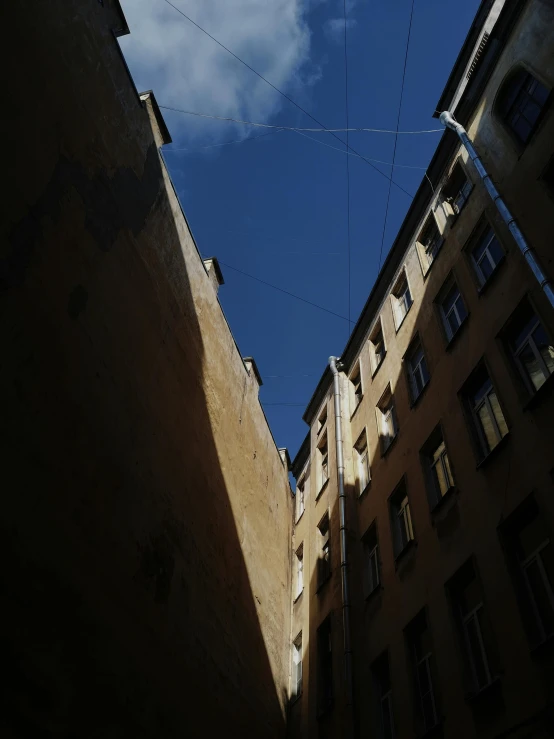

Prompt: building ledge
[475,432,510,470]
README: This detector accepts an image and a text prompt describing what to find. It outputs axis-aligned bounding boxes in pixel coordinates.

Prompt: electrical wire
[217,261,350,322]
[158,0,420,199]
[158,105,443,135]
[343,0,351,332]
[164,128,283,152]
[262,403,307,407]
[377,0,416,270]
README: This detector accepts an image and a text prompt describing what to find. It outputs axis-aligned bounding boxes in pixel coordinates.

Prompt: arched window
[496,67,550,145]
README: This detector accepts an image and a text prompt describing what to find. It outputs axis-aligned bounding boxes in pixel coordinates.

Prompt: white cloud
[118,0,318,144]
[323,17,357,43]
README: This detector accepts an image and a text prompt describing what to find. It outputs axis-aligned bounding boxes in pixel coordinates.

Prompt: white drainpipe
[329,356,354,737]
[440,111,554,309]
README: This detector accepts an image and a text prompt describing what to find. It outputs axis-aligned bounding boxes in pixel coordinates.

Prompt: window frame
[389,478,415,560]
[354,429,371,495]
[369,319,386,376]
[416,213,444,275]
[317,511,331,589]
[460,362,509,461]
[350,361,363,415]
[495,65,552,149]
[317,617,333,715]
[295,544,304,599]
[469,221,505,289]
[435,274,468,344]
[390,270,413,331]
[376,384,398,455]
[296,474,306,522]
[362,523,380,597]
[317,403,328,435]
[442,159,473,218]
[405,336,430,404]
[420,424,454,510]
[292,632,303,698]
[317,432,329,494]
[372,651,395,739]
[405,610,439,734]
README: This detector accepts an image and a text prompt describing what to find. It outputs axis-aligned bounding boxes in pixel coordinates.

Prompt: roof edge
[139,91,172,145]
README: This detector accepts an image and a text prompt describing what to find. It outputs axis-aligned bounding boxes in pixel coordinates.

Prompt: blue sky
[119,0,481,459]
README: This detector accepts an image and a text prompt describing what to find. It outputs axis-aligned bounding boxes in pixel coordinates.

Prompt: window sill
[295,510,305,525]
[317,423,326,438]
[465,676,501,704]
[350,396,363,420]
[476,256,506,297]
[410,379,431,410]
[293,589,303,605]
[316,572,332,594]
[394,538,417,568]
[475,432,510,470]
[371,354,386,379]
[381,432,399,458]
[523,372,554,412]
[444,314,469,352]
[394,301,413,334]
[315,478,329,501]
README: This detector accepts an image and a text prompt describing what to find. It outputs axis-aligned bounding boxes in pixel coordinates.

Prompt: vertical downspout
[439,111,554,309]
[329,356,354,738]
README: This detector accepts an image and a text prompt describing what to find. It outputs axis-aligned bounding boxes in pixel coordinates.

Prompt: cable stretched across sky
[158,106,443,134]
[159,0,422,199]
[217,261,350,323]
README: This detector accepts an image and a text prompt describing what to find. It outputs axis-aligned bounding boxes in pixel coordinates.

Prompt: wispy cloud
[119,0,319,144]
[323,17,357,43]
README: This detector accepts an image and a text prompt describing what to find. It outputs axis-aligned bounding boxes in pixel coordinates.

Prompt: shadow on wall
[0,3,288,738]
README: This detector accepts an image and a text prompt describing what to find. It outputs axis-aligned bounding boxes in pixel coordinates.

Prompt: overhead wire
[159,0,419,199]
[158,106,443,135]
[377,0,416,270]
[343,0,352,332]
[217,261,350,322]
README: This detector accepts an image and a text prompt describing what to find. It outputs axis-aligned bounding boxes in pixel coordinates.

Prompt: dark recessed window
[443,161,473,215]
[541,155,554,194]
[389,478,415,559]
[372,651,395,739]
[504,298,554,395]
[437,277,468,342]
[317,618,333,714]
[497,68,551,146]
[469,223,504,288]
[405,336,430,403]
[461,363,508,460]
[405,610,440,734]
[420,425,454,510]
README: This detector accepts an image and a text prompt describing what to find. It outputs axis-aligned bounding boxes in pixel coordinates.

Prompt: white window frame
[471,381,506,456]
[418,215,443,271]
[471,228,503,286]
[407,341,429,402]
[391,272,413,330]
[415,652,438,731]
[370,321,386,374]
[295,545,304,598]
[429,439,453,502]
[355,431,371,495]
[511,314,554,394]
[439,281,467,341]
[366,542,380,595]
[461,603,492,692]
[395,495,414,554]
[443,161,473,216]
[318,513,331,586]
[296,476,305,521]
[318,403,328,434]
[520,538,554,643]
[318,434,329,491]
[350,363,363,412]
[292,633,303,697]
[377,387,397,453]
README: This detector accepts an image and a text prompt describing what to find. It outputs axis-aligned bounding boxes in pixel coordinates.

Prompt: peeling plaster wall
[1,2,293,737]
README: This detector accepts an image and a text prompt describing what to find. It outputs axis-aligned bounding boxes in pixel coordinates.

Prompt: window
[372,652,394,739]
[350,362,363,413]
[406,337,430,403]
[318,433,329,492]
[447,560,498,694]
[391,271,413,329]
[296,475,306,521]
[442,161,473,216]
[500,496,554,647]
[437,277,468,342]
[462,363,508,459]
[369,320,386,374]
[354,430,371,495]
[292,633,303,697]
[295,544,304,598]
[317,618,333,714]
[389,479,415,559]
[405,611,439,734]
[497,68,551,146]
[362,523,380,597]
[421,426,454,510]
[317,512,331,587]
[469,223,504,288]
[376,385,398,454]
[504,299,554,394]
[318,404,328,434]
[417,215,443,272]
